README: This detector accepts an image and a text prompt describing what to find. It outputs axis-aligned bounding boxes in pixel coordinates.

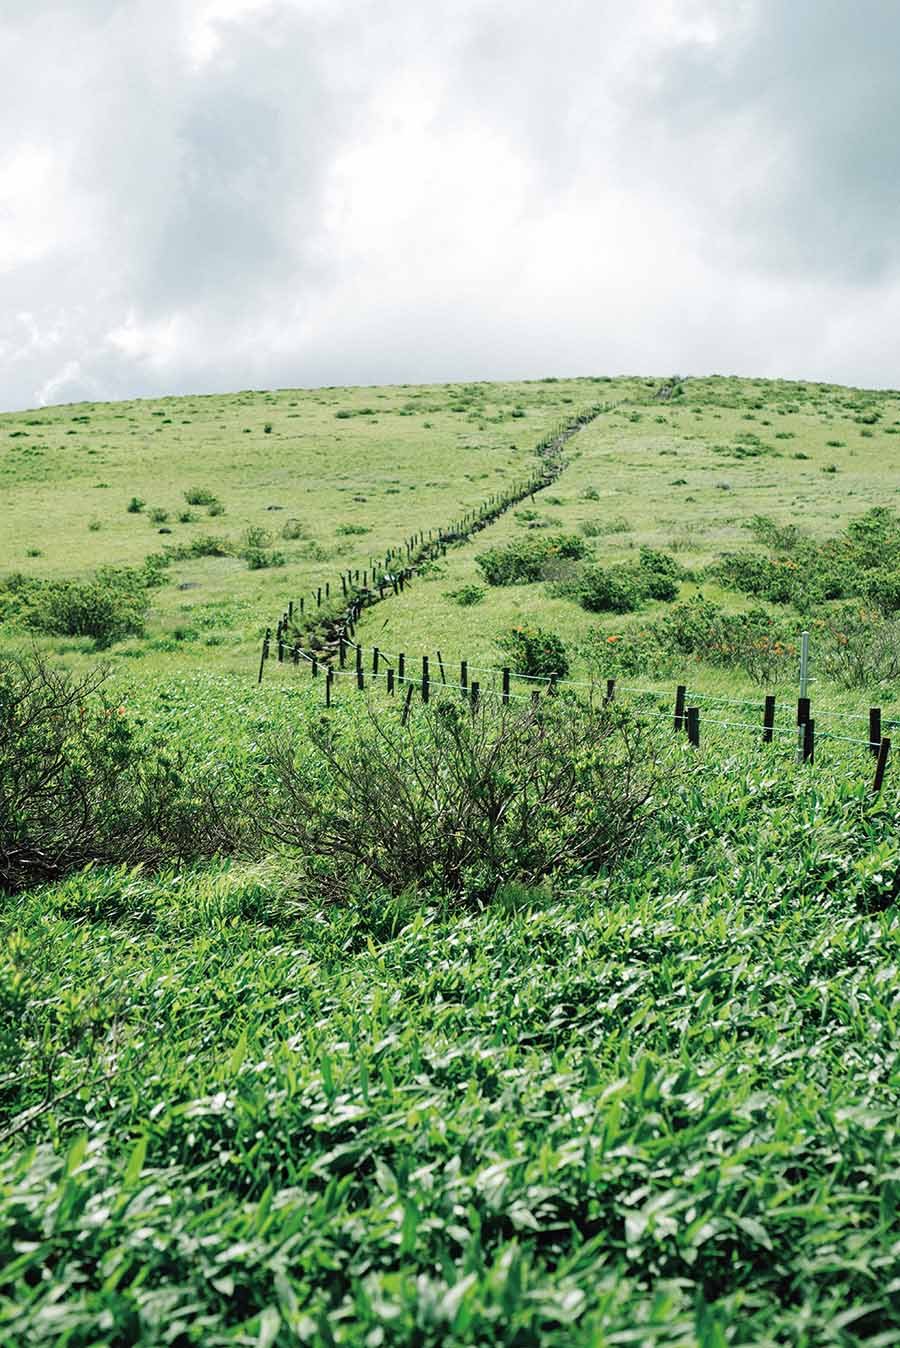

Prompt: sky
[1,0,899,410]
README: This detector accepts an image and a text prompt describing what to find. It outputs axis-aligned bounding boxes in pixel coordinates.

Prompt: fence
[260,632,893,795]
[258,403,604,662]
[253,399,892,794]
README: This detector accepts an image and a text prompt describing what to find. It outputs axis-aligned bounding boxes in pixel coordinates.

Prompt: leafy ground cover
[5,372,900,1344]
[2,673,900,1344]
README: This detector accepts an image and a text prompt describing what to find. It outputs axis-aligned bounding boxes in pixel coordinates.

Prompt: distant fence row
[260,632,893,795]
[253,402,892,794]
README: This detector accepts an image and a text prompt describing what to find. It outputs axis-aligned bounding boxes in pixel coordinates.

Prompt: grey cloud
[1,0,899,411]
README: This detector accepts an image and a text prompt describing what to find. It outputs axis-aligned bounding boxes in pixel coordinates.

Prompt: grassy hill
[3,374,900,1345]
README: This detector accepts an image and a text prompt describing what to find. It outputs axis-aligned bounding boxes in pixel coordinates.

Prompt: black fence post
[502,668,510,706]
[763,695,776,744]
[874,737,891,794]
[674,684,686,731]
[869,708,882,758]
[687,706,700,747]
[422,656,430,704]
[460,660,468,700]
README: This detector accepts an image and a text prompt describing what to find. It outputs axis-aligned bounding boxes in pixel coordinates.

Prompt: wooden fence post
[605,678,616,704]
[460,660,468,700]
[399,653,405,684]
[674,684,686,731]
[437,651,447,684]
[387,667,395,695]
[869,708,882,757]
[470,680,480,712]
[422,655,430,703]
[502,667,510,705]
[763,695,776,744]
[339,637,346,667]
[873,737,891,794]
[373,647,380,676]
[687,706,700,747]
[401,683,414,726]
[326,668,333,706]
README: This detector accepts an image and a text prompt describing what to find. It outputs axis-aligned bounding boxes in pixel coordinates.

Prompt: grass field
[4,374,900,1345]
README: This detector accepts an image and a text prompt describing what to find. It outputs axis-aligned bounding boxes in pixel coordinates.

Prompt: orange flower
[117,705,126,715]
[606,635,620,643]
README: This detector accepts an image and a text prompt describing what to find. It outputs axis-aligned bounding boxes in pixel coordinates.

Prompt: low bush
[258,699,656,900]
[446,583,485,606]
[476,534,587,585]
[183,487,218,505]
[126,496,144,513]
[818,605,900,688]
[0,653,244,893]
[245,548,286,571]
[336,523,370,536]
[637,546,682,600]
[280,519,308,540]
[497,624,569,678]
[148,507,169,524]
[574,564,644,613]
[1,567,152,647]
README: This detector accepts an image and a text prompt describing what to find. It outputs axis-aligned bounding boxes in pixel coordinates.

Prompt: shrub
[336,523,370,536]
[14,568,151,647]
[476,534,587,585]
[148,507,169,524]
[207,501,225,517]
[126,497,145,513]
[242,526,271,550]
[497,625,569,678]
[746,515,805,552]
[576,565,643,614]
[657,598,798,685]
[819,606,900,689]
[245,549,286,570]
[863,568,900,615]
[281,519,308,540]
[263,423,273,434]
[0,653,243,894]
[637,547,682,601]
[184,487,218,505]
[257,700,656,901]
[177,509,198,523]
[447,584,485,607]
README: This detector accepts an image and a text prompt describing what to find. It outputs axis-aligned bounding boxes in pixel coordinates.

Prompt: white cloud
[1,0,899,411]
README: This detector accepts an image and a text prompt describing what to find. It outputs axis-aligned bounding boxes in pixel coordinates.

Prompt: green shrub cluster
[554,548,682,615]
[476,534,587,585]
[0,565,159,647]
[497,624,569,678]
[0,654,245,893]
[586,598,799,685]
[717,508,900,613]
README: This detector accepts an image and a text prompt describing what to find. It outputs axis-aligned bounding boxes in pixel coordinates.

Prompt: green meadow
[4,374,900,1346]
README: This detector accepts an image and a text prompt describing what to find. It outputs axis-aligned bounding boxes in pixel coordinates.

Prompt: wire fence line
[267,633,892,792]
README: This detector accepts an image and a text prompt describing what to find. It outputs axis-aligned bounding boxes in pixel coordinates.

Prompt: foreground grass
[2,677,900,1345]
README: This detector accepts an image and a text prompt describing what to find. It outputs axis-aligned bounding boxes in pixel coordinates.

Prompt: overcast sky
[1,0,899,410]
